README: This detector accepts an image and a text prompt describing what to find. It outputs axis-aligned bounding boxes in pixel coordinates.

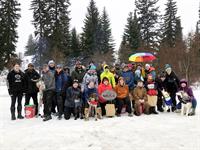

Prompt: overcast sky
[16,0,200,53]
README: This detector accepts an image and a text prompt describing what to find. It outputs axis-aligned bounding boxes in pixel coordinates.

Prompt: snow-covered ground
[0,85,199,150]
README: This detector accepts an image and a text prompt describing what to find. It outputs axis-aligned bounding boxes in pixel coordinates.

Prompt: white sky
[16,0,200,53]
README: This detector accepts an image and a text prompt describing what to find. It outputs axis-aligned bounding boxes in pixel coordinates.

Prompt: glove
[8,90,13,97]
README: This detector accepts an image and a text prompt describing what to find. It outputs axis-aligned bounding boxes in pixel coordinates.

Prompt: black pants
[10,92,23,116]
[25,93,38,115]
[170,92,177,109]
[116,97,132,114]
[64,107,75,120]
[56,92,63,116]
[157,94,163,109]
[43,90,54,116]
[99,102,107,116]
[51,91,57,113]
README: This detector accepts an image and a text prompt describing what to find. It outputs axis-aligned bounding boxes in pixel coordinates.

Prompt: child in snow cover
[7,63,26,120]
[132,80,149,116]
[64,79,82,120]
[114,77,133,117]
[176,79,197,116]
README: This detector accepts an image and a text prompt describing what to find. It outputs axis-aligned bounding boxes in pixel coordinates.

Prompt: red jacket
[98,83,113,103]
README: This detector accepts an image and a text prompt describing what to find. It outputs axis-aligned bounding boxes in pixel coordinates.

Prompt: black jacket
[24,69,40,94]
[65,87,82,108]
[165,71,180,93]
[7,70,26,95]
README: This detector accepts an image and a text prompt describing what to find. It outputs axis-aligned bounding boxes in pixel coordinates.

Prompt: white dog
[161,90,172,112]
[36,79,46,117]
[176,91,192,116]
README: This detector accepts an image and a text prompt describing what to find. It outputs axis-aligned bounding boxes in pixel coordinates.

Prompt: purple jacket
[179,79,194,102]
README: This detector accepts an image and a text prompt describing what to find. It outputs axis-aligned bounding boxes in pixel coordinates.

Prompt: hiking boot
[17,114,24,119]
[157,107,164,112]
[188,109,196,116]
[116,113,121,117]
[58,115,62,120]
[128,113,133,117]
[11,115,16,120]
[43,116,52,121]
[152,107,158,115]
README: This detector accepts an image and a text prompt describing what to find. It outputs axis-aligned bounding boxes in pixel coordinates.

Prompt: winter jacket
[98,82,113,103]
[49,66,56,74]
[71,67,86,83]
[165,71,179,94]
[155,77,167,96]
[82,71,98,89]
[7,70,26,95]
[100,65,116,87]
[114,84,129,99]
[132,87,148,102]
[24,69,40,94]
[178,79,194,102]
[42,71,55,91]
[83,86,98,103]
[145,67,156,81]
[65,87,82,108]
[121,70,135,89]
[55,70,67,93]
[145,81,158,96]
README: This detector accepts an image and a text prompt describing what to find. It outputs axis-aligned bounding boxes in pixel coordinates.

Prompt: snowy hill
[0,85,199,150]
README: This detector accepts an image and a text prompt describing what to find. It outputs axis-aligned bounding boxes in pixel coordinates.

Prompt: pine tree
[25,34,37,56]
[100,7,114,54]
[82,0,101,55]
[47,0,71,56]
[162,0,179,47]
[0,0,21,70]
[174,18,183,43]
[196,3,200,34]
[123,10,140,50]
[70,27,80,57]
[135,0,160,48]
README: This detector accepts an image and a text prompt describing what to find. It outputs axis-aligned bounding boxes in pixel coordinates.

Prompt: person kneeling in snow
[132,80,150,116]
[114,77,133,117]
[176,79,197,116]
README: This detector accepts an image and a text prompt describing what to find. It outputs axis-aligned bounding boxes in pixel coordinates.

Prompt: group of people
[6,60,197,121]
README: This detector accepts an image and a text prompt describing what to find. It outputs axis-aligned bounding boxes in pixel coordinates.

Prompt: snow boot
[157,107,164,112]
[151,107,158,114]
[17,106,24,119]
[43,115,52,121]
[188,109,196,116]
[128,113,133,117]
[10,107,16,120]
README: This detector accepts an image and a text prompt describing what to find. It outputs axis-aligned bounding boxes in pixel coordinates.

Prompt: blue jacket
[121,70,135,89]
[83,87,98,103]
[55,71,67,92]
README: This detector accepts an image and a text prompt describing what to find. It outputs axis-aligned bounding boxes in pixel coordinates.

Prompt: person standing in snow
[100,65,116,88]
[7,63,26,120]
[82,65,98,90]
[164,64,180,112]
[71,61,86,84]
[41,64,55,121]
[144,64,156,81]
[55,64,68,120]
[48,60,57,115]
[24,63,40,115]
[121,64,135,90]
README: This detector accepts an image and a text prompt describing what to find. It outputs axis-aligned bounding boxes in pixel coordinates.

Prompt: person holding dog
[176,79,197,116]
[114,77,133,117]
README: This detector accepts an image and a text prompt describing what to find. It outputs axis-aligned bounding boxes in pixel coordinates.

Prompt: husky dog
[176,91,192,116]
[85,93,102,121]
[36,79,45,117]
[161,90,172,112]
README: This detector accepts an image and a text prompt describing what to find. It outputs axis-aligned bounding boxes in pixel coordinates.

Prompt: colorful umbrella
[129,52,156,62]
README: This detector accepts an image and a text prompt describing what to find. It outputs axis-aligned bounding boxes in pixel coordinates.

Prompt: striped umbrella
[129,52,156,62]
